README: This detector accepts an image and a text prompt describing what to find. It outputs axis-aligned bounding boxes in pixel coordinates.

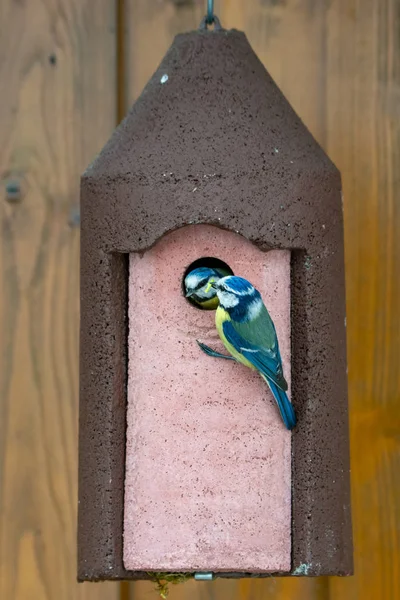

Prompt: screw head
[5,181,22,203]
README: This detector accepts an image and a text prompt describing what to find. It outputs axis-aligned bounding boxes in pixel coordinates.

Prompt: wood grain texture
[125,1,399,599]
[0,1,119,598]
[131,577,329,600]
[326,1,400,598]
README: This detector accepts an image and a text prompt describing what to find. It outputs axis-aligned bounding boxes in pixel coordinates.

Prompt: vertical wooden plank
[326,1,400,599]
[0,1,119,599]
[219,0,331,145]
[123,0,204,104]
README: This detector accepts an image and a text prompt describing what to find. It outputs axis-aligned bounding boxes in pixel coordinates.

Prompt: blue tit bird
[184,266,231,310]
[199,275,296,430]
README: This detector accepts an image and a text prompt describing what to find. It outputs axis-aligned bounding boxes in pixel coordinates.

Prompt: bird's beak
[204,280,217,293]
[185,290,194,298]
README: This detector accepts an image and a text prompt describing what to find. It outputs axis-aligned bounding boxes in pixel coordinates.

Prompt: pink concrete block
[124,224,292,572]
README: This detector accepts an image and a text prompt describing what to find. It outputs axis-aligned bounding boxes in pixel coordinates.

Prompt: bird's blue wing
[222,318,288,391]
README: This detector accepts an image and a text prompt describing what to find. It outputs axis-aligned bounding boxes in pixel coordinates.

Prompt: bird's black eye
[195,278,209,290]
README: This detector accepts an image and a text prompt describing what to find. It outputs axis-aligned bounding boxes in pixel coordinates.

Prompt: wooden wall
[1,1,398,599]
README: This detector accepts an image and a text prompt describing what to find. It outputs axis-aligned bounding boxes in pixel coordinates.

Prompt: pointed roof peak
[85,29,336,181]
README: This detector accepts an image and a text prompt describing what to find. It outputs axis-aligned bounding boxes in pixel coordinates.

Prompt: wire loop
[199,1,223,31]
[206,0,214,24]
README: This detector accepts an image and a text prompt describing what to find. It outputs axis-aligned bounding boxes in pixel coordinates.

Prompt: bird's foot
[196,340,234,360]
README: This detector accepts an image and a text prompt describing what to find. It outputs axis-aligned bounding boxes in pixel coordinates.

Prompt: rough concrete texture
[78,28,352,580]
[124,225,291,572]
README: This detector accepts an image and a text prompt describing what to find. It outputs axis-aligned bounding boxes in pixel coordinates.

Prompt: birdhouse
[78,25,353,582]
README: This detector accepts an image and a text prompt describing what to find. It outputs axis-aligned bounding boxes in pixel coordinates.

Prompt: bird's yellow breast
[215,307,255,370]
[194,296,220,310]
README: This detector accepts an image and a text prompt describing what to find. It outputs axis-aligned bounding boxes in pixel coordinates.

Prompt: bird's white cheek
[218,291,239,308]
[198,286,214,300]
[185,274,200,289]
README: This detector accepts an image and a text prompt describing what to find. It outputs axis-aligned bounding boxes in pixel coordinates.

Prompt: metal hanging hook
[199,0,223,30]
[207,0,214,24]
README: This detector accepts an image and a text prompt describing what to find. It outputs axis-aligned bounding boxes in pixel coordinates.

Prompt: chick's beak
[204,280,217,293]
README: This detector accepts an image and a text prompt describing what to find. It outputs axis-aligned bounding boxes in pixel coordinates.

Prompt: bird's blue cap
[217,276,255,295]
[187,267,217,278]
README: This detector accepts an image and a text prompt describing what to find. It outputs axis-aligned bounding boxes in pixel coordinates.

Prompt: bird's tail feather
[262,375,297,430]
